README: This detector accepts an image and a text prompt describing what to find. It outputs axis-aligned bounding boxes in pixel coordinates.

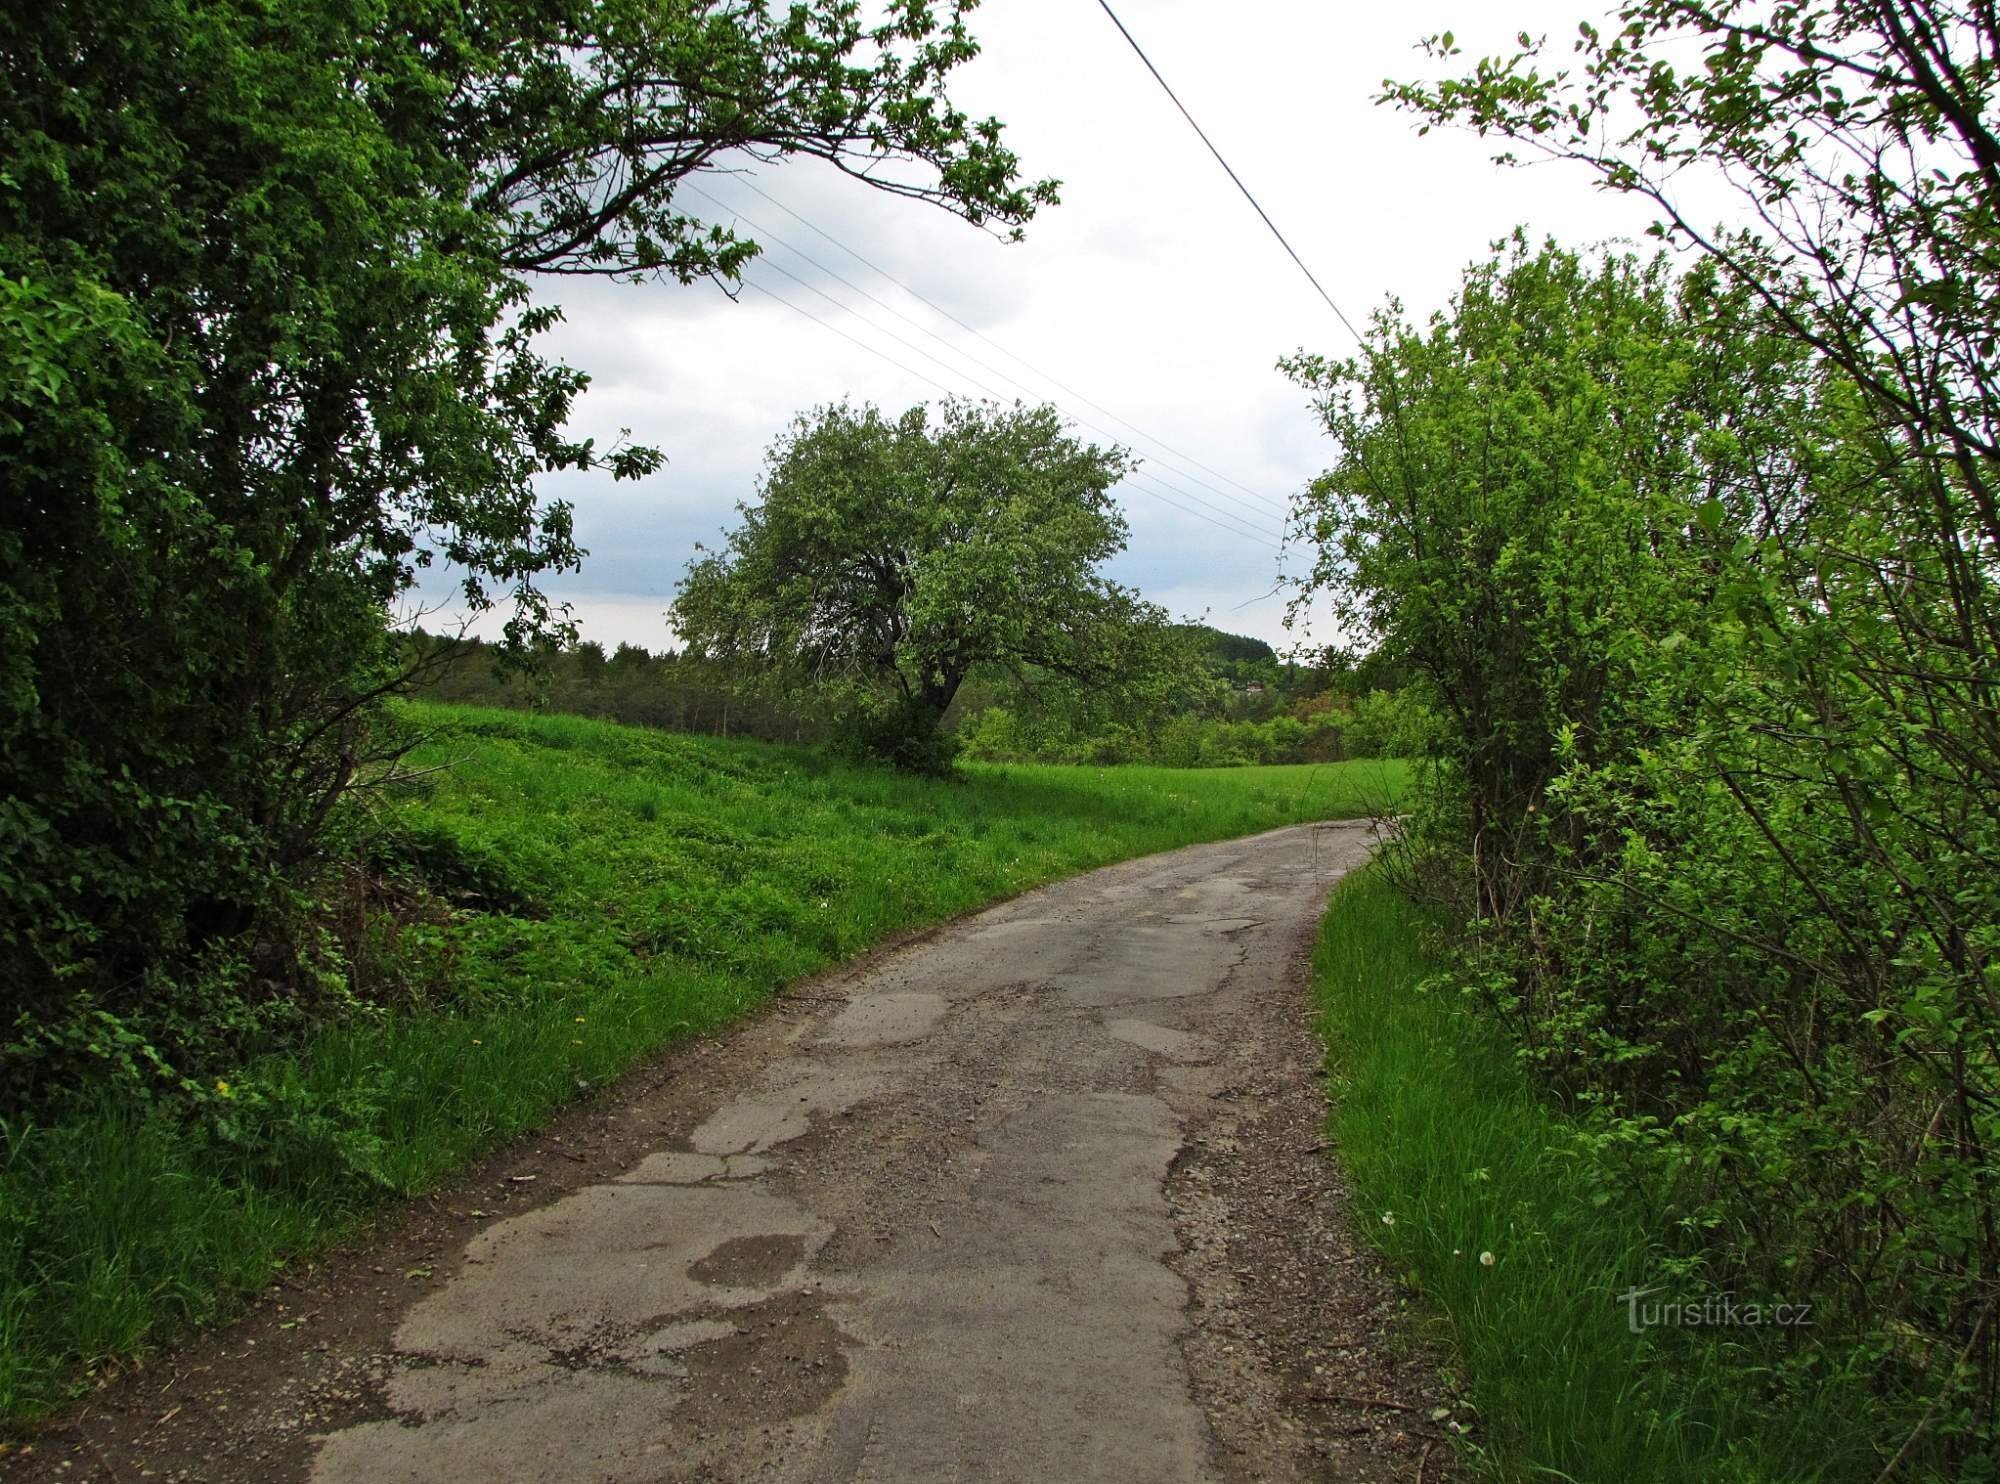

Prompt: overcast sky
[446,0,1667,655]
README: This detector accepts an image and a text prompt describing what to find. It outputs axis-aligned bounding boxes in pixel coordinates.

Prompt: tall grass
[1312,867,1883,1483]
[0,702,1404,1424]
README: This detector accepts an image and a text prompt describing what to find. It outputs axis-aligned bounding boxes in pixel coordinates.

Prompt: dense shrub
[957,691,1423,767]
[412,635,818,745]
[833,694,963,777]
[0,0,1049,1111]
[1292,228,2000,1472]
[1313,5,2000,1466]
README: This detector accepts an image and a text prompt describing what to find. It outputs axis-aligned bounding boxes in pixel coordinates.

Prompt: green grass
[1312,866,1887,1483]
[0,702,1404,1425]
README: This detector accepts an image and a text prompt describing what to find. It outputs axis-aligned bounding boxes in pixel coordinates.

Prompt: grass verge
[1311,865,1882,1483]
[0,702,1404,1425]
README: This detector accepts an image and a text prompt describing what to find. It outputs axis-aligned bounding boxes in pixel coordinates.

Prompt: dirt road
[17,821,1456,1483]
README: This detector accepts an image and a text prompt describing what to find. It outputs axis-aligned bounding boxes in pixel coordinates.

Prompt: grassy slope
[1312,867,1882,1484]
[0,702,1404,1423]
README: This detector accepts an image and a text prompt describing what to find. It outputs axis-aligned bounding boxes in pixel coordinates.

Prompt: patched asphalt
[16,819,1465,1484]
[308,821,1380,1483]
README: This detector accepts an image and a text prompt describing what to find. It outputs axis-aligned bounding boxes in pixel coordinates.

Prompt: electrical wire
[732,178,1292,516]
[737,275,1285,552]
[1091,0,1367,348]
[684,184,1280,536]
[743,249,1285,542]
[685,184,1288,525]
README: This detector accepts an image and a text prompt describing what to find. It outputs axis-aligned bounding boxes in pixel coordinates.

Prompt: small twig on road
[1417,1439,1436,1484]
[86,1433,125,1482]
[1308,1391,1416,1413]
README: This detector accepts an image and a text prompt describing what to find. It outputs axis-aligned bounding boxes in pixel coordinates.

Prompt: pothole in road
[689,1232,811,1288]
[675,1291,853,1430]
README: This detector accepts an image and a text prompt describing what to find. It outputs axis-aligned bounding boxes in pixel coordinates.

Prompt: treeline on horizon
[407,622,1427,768]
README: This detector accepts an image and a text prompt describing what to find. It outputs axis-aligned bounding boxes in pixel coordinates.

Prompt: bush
[1289,232,1998,1472]
[835,695,962,776]
[956,696,1425,768]
[1343,689,1429,759]
[0,0,1050,1119]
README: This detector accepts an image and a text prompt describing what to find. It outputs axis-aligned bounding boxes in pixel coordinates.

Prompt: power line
[737,275,1285,552]
[756,256,1020,406]
[687,185,1020,388]
[731,178,1291,518]
[711,197,1287,542]
[744,250,1285,542]
[686,183,1287,526]
[1091,0,1367,348]
[1124,467,1283,546]
[739,279,961,401]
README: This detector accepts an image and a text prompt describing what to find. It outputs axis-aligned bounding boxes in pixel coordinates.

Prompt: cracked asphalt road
[17,819,1457,1484]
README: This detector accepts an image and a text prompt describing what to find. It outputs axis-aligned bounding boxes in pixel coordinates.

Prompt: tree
[673,400,1192,767]
[1284,237,1781,918]
[0,0,1052,1103]
[1383,7,2000,965]
[1179,625,1278,669]
[1363,9,2000,1456]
